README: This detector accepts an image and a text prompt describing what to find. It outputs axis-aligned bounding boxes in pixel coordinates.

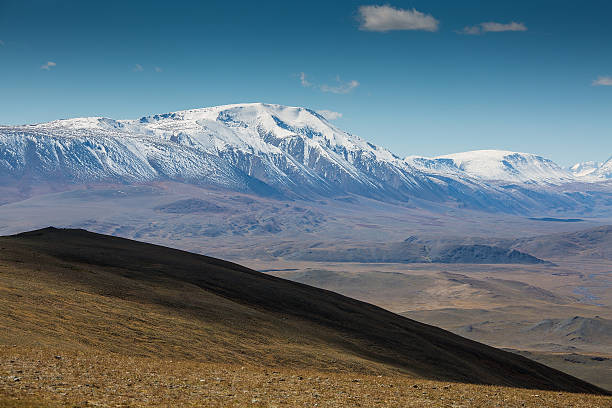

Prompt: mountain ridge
[1,103,611,214]
[569,155,612,180]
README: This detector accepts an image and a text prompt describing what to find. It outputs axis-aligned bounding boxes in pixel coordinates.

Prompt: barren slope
[0,227,606,395]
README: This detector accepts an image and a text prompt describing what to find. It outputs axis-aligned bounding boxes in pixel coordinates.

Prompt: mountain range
[1,103,611,215]
[569,158,612,180]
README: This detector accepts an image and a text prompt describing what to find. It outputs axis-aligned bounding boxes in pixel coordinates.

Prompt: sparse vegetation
[2,346,611,408]
[0,228,610,407]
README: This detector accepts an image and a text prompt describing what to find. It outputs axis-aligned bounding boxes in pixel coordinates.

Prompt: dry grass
[0,227,610,407]
[0,248,398,375]
[1,346,611,408]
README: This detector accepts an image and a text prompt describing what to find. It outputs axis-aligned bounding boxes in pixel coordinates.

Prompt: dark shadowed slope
[284,241,549,264]
[0,227,606,394]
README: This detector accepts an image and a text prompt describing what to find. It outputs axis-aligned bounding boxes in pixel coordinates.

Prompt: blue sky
[1,0,611,166]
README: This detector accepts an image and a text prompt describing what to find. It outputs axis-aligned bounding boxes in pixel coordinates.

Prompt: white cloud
[0,40,4,46]
[299,72,311,87]
[457,21,527,35]
[40,61,56,70]
[316,110,343,120]
[592,76,612,86]
[320,76,360,94]
[154,66,163,73]
[133,64,144,72]
[481,21,527,32]
[358,5,439,32]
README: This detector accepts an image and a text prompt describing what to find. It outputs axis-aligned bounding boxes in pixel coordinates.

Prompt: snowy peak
[570,157,612,180]
[570,161,602,177]
[597,157,612,179]
[134,103,400,162]
[1,103,610,215]
[0,103,418,200]
[430,150,574,184]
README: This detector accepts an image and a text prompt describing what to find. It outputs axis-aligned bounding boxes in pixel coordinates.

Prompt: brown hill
[0,227,607,395]
[511,225,612,260]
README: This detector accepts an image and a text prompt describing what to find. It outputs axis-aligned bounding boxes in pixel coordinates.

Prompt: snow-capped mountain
[0,103,609,214]
[570,157,612,180]
[407,150,575,185]
[570,161,602,178]
[0,103,440,199]
[596,157,612,179]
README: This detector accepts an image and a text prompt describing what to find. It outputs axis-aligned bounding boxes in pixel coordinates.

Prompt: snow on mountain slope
[569,157,612,180]
[0,122,248,188]
[428,150,575,185]
[569,161,602,178]
[594,157,612,179]
[0,103,442,200]
[0,103,609,214]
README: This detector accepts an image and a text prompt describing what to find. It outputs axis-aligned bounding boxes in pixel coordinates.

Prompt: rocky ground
[1,346,611,408]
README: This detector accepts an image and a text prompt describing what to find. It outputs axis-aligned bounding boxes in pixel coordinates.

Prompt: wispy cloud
[592,76,612,86]
[299,72,311,87]
[482,22,527,32]
[133,64,144,72]
[457,25,482,35]
[458,21,527,35]
[0,40,4,46]
[40,61,56,70]
[154,66,163,73]
[320,77,360,94]
[358,5,439,32]
[316,110,343,120]
[298,73,359,94]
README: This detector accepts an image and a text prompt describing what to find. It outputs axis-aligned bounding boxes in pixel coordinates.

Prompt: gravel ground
[1,346,611,408]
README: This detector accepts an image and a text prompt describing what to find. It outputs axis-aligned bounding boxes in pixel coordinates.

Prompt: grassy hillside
[0,228,608,398]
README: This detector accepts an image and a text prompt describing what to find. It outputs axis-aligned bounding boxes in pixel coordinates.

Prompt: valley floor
[255,258,612,391]
[1,346,610,408]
